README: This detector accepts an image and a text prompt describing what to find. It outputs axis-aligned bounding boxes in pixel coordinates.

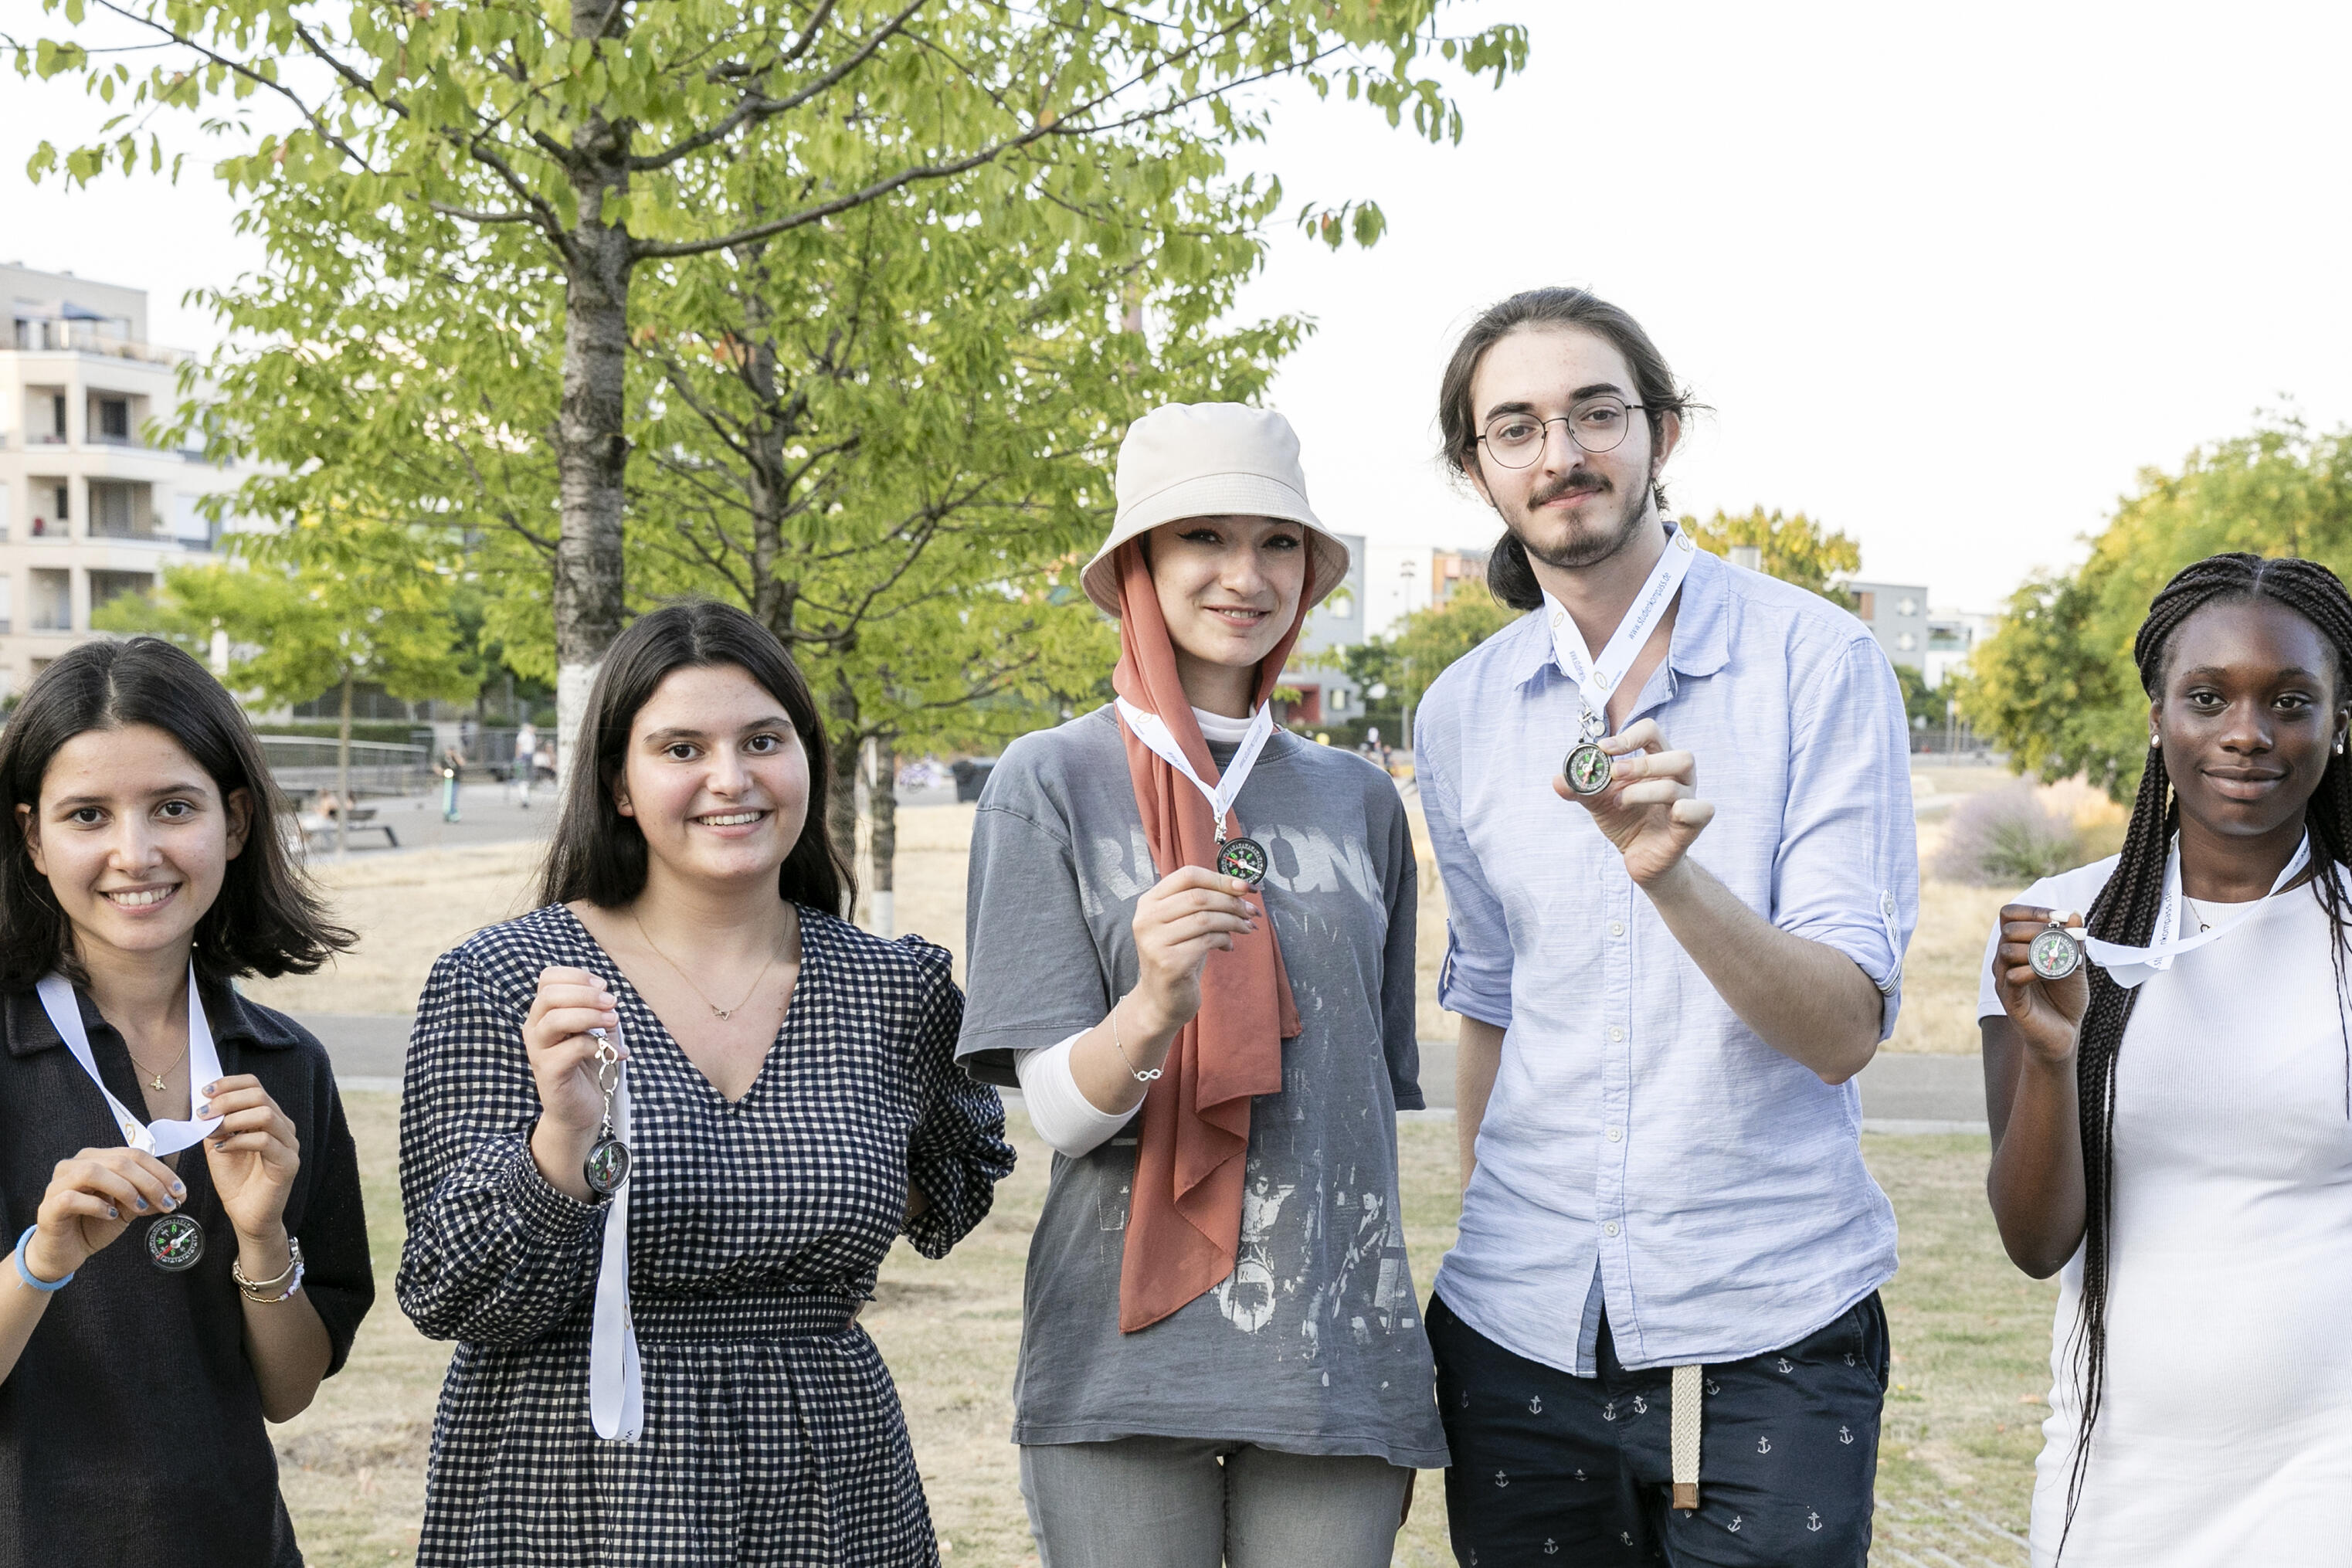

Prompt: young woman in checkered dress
[398,603,1014,1565]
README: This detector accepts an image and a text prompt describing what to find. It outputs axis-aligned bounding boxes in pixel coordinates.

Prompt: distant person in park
[398,602,1013,1566]
[1981,553,2352,1566]
[0,637,373,1566]
[957,403,1444,1566]
[439,744,465,823]
[1414,287,1917,1565]
[512,719,539,809]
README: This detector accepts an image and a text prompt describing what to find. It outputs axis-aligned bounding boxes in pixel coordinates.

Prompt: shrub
[1933,783,2083,886]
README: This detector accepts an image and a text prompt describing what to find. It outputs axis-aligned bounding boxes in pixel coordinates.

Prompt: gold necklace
[124,1039,189,1092]
[631,912,779,1020]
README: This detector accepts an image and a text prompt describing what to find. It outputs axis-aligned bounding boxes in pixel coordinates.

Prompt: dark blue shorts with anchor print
[1427,1289,1890,1566]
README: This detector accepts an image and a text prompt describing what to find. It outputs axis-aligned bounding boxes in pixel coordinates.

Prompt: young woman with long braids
[1981,552,2352,1566]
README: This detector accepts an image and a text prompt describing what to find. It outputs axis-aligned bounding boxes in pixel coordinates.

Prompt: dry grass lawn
[279,1100,2047,1568]
[263,775,2092,1566]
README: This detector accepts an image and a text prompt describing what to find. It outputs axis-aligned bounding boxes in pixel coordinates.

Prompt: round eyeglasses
[1477,395,1647,468]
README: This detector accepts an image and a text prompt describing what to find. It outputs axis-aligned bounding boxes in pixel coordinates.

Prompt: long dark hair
[2061,552,2352,1548]
[1436,287,1702,611]
[540,601,852,917]
[0,637,353,991]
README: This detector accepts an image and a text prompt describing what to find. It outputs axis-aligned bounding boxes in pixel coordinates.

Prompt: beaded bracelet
[232,1236,306,1304]
[12,1226,72,1293]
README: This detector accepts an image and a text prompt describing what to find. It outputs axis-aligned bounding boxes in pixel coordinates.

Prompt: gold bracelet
[1110,999,1162,1084]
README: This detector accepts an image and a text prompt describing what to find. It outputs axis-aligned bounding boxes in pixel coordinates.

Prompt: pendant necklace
[125,1038,190,1092]
[2085,832,2311,989]
[1114,697,1278,887]
[582,1026,632,1197]
[632,911,777,1020]
[36,965,224,1271]
[1550,524,1699,796]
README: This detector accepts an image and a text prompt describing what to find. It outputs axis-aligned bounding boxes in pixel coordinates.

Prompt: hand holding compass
[1554,717,1716,888]
[1991,904,2089,1065]
[524,966,631,1201]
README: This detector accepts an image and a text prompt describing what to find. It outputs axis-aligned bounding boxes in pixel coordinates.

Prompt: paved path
[301,1011,1989,1132]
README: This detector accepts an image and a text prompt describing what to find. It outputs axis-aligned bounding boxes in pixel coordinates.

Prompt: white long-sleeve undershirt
[1012,705,1254,1158]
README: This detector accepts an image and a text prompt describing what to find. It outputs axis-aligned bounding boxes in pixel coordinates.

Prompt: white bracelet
[1109,999,1162,1084]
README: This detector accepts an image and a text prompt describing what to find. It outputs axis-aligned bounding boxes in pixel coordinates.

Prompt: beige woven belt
[1671,1364,1702,1510]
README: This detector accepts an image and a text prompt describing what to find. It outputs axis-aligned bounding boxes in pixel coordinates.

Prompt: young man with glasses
[1413,287,1917,1565]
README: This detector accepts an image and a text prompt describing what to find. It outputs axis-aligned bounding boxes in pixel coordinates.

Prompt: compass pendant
[584,1133,633,1197]
[146,1213,204,1272]
[2028,922,2083,982]
[1563,742,1614,797]
[1216,835,1268,886]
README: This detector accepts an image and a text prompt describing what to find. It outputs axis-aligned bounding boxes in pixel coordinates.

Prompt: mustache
[1528,470,1608,507]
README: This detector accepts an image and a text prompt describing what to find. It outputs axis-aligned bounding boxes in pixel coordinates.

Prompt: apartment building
[0,263,234,698]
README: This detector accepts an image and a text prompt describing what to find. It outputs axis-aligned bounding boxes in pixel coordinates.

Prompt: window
[1896,632,1918,652]
[1855,591,1876,620]
[1896,596,1919,617]
[90,482,151,539]
[29,570,70,633]
[89,570,154,614]
[97,398,131,443]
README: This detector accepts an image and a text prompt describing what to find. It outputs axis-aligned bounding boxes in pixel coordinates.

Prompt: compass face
[2028,926,2083,982]
[146,1214,203,1272]
[585,1135,633,1196]
[1216,837,1268,886]
[1564,744,1614,797]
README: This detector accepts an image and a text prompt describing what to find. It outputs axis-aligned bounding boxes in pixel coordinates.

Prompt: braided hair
[2058,552,2352,1553]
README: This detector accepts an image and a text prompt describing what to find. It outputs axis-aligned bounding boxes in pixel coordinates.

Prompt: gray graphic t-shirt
[956,705,1448,1466]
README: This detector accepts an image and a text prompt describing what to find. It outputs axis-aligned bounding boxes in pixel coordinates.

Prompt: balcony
[8,321,188,366]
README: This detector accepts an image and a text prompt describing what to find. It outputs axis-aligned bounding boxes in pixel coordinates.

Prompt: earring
[2150,731,2161,748]
[2337,736,2345,756]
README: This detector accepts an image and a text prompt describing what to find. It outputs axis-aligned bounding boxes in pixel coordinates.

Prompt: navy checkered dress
[396,903,1013,1566]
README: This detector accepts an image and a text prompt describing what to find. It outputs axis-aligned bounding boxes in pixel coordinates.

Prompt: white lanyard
[1114,697,1276,841]
[1543,523,1699,739]
[36,965,224,1155]
[588,1025,643,1442]
[2085,833,2311,989]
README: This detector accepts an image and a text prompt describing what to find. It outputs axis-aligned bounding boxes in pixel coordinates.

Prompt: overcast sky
[8,0,2352,610]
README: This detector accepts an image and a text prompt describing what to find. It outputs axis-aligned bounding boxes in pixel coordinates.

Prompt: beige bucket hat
[1080,402,1353,619]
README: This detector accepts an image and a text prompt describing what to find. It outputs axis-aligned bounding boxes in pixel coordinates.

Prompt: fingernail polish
[170,1180,185,1196]
[134,1198,148,1212]
[160,1197,176,1211]
[195,1103,209,1118]
[203,1081,218,1095]
[106,1207,119,1220]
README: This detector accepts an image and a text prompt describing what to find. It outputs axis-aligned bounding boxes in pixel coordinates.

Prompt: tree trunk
[335,671,353,860]
[552,71,636,778]
[870,738,896,938]
[826,675,863,922]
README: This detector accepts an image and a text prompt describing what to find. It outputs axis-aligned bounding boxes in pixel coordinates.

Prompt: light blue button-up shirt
[1417,541,1916,1375]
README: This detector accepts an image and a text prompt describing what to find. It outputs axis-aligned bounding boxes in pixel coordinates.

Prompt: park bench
[299,806,399,850]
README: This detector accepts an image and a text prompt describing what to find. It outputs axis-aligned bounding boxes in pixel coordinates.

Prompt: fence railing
[256,735,431,798]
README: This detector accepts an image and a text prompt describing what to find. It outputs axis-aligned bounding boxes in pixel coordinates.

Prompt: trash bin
[950,758,998,803]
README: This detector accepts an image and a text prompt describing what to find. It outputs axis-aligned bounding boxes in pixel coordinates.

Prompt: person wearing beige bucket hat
[956,402,1447,1566]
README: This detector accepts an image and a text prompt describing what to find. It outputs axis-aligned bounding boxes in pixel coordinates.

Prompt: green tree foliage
[97,530,479,845]
[1682,506,1862,604]
[25,0,1529,755]
[1332,588,1518,750]
[1959,418,2352,798]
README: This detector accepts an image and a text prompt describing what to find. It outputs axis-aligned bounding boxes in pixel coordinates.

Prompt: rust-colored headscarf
[1109,540,1306,1332]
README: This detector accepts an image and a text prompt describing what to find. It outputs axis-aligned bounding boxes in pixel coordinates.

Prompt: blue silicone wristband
[13,1226,72,1292]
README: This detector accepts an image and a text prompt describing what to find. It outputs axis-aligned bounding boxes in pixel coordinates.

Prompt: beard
[1509,467,1657,572]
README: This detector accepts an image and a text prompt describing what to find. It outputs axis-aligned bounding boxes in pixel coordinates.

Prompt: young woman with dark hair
[1982,553,2352,1565]
[398,599,1013,1566]
[0,637,372,1566]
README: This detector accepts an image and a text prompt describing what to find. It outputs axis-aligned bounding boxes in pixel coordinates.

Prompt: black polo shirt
[0,980,374,1567]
